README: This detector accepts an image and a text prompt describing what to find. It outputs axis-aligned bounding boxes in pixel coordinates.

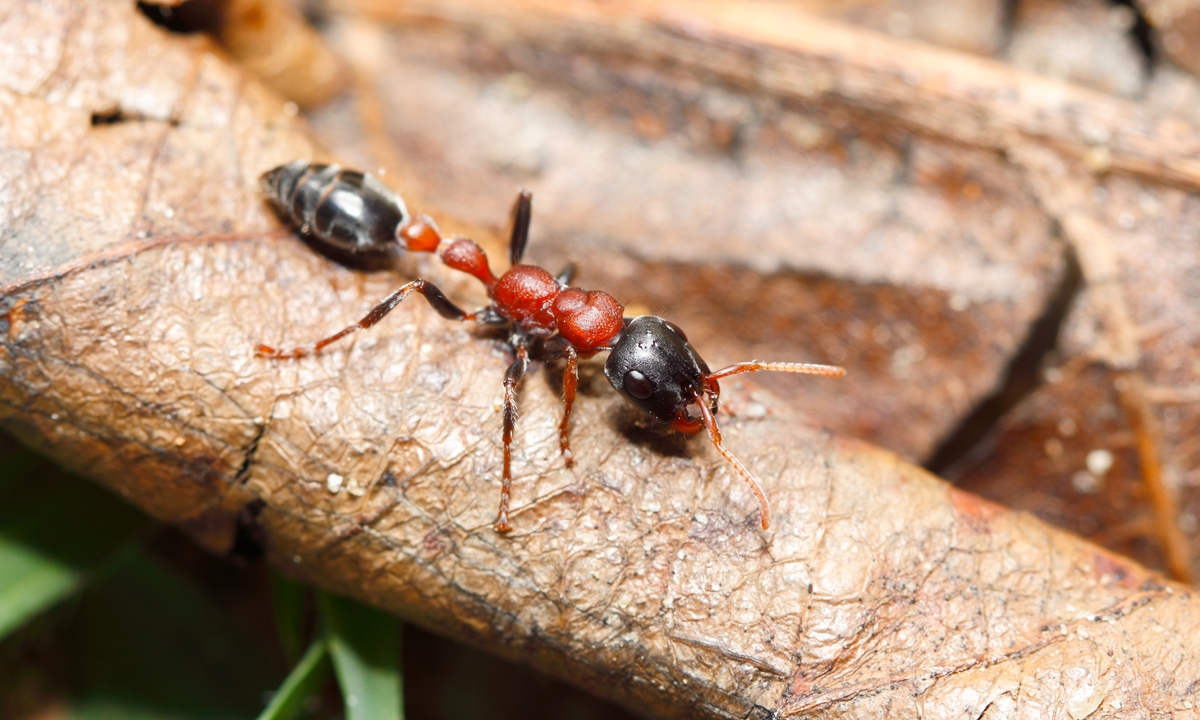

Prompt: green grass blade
[0,446,148,639]
[319,592,403,720]
[0,535,84,638]
[270,570,307,664]
[257,637,331,720]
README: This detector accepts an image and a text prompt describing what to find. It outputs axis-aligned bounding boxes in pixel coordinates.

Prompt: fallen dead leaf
[2,1,1200,718]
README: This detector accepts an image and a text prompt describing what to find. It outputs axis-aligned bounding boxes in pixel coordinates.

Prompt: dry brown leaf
[142,0,348,108]
[1138,0,1200,78]
[317,0,1200,584]
[3,1,1200,718]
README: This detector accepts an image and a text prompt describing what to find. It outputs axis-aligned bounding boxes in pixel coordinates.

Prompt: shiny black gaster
[261,160,410,271]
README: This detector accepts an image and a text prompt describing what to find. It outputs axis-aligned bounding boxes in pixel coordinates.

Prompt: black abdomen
[262,161,410,270]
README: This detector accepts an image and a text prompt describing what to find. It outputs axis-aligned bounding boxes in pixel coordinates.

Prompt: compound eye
[664,320,688,342]
[623,370,655,399]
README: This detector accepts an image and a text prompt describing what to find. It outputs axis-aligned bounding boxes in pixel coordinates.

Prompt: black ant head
[604,316,712,423]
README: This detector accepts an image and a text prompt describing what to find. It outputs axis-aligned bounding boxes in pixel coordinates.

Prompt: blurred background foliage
[0,430,638,720]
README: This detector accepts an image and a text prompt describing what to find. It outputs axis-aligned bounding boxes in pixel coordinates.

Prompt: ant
[258,160,845,533]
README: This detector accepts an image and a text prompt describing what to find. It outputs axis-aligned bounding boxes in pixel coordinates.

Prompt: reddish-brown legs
[495,340,530,534]
[558,345,579,466]
[543,335,581,467]
[256,279,473,359]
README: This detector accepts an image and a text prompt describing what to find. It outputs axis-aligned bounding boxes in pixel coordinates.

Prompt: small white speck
[326,473,344,493]
[1072,470,1101,494]
[949,293,970,312]
[282,101,299,116]
[695,512,708,525]
[744,403,766,418]
[1086,449,1114,477]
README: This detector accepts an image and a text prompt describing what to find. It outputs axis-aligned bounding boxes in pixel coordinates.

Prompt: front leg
[544,336,579,467]
[495,341,530,533]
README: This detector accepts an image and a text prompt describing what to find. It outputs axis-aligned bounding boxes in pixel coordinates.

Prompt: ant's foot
[256,344,310,359]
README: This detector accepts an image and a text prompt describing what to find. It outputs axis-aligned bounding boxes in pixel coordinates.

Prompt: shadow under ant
[539,352,694,459]
[609,404,697,459]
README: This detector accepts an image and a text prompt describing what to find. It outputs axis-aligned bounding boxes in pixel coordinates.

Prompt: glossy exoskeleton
[262,160,425,270]
[605,316,714,422]
[258,160,845,533]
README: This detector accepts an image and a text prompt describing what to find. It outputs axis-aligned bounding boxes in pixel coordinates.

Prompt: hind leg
[257,279,474,359]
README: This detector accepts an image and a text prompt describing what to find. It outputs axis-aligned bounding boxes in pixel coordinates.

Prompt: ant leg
[257,279,474,359]
[508,191,533,266]
[554,263,577,286]
[543,336,578,466]
[474,306,509,326]
[495,343,530,533]
[560,346,579,466]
